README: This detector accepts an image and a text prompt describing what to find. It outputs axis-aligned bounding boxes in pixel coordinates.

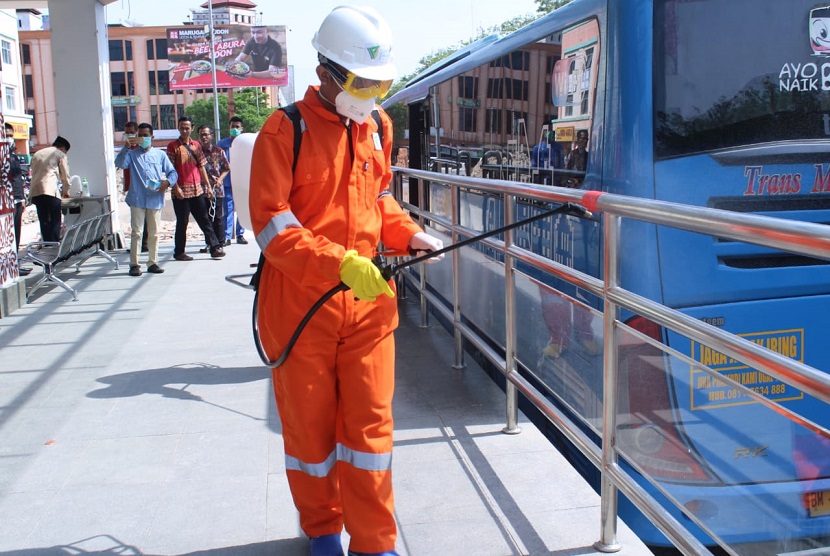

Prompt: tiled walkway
[0,239,653,555]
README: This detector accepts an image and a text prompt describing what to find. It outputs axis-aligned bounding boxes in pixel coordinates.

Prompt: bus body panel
[655,155,830,308]
[385,0,830,549]
[662,296,830,481]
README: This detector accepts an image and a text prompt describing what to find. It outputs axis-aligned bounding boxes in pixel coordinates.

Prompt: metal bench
[24,212,120,301]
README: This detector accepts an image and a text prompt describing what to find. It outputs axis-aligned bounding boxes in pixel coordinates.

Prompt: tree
[384,101,408,144]
[535,0,574,13]
[185,94,228,135]
[184,88,276,136]
[498,13,541,34]
[231,88,276,131]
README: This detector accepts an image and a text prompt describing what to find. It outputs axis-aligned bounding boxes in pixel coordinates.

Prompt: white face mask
[334,89,376,123]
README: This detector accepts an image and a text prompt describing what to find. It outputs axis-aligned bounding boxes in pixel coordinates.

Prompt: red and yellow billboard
[167,25,288,90]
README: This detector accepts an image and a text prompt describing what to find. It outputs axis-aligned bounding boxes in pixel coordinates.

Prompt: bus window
[421,17,600,190]
[654,0,830,159]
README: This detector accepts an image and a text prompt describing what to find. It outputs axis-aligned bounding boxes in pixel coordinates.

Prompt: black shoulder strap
[281,104,303,174]
[181,140,212,190]
[180,140,202,165]
[280,104,383,167]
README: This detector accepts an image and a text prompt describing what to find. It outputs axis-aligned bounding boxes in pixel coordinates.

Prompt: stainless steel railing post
[503,194,521,435]
[418,177,428,328]
[595,211,621,552]
[452,181,465,370]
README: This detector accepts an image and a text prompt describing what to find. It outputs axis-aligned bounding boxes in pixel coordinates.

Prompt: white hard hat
[311,5,396,81]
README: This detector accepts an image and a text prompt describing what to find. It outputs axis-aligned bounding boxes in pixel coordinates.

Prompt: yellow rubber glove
[339,250,395,302]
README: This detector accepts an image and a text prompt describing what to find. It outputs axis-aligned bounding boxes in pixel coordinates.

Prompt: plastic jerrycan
[229,132,259,231]
[69,175,83,197]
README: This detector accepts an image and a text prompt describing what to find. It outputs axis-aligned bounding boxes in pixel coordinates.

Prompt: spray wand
[243,202,593,367]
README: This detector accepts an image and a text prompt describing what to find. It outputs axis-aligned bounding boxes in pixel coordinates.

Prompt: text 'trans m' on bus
[383,0,830,553]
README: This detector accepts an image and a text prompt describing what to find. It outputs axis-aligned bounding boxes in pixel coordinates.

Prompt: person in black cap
[29,136,71,242]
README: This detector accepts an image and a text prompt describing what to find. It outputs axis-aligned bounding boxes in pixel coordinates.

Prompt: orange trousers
[270,291,398,554]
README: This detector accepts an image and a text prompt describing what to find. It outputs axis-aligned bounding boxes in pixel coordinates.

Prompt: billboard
[167,25,288,90]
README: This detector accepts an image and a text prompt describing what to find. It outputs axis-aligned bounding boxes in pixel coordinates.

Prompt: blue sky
[103,0,540,94]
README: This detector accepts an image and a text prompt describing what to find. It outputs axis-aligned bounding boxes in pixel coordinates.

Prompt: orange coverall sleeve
[249,111,346,287]
[376,108,422,251]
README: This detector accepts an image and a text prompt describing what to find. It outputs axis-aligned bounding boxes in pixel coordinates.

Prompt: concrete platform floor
[0,237,653,556]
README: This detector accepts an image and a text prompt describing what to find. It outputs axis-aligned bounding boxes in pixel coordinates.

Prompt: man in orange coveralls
[248,6,443,556]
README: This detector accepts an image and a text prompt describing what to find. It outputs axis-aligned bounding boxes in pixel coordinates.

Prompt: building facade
[425,19,599,165]
[20,0,284,149]
[190,0,260,27]
[1,9,32,155]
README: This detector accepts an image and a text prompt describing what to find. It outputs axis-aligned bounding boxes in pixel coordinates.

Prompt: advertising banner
[167,25,287,90]
[555,126,575,143]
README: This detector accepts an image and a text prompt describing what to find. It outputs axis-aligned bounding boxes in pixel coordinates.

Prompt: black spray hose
[379,202,592,280]
[253,202,593,367]
[253,282,348,368]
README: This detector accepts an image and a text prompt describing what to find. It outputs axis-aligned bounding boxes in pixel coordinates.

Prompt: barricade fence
[391,166,830,556]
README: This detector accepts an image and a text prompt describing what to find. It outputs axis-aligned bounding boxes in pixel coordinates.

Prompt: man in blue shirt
[531,133,564,185]
[217,116,247,245]
[531,137,550,170]
[114,122,178,277]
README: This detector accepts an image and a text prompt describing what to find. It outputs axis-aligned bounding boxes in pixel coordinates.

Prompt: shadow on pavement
[86,362,269,401]
[0,535,306,555]
[86,362,279,431]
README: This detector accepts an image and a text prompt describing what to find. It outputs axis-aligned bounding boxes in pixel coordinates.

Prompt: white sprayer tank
[229,132,258,231]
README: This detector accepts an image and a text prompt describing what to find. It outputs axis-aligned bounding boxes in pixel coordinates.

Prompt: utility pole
[207,0,222,140]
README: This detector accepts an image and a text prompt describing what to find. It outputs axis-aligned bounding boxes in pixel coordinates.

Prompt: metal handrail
[391,165,830,556]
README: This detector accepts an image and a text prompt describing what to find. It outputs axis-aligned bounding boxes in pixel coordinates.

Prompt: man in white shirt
[29,136,71,242]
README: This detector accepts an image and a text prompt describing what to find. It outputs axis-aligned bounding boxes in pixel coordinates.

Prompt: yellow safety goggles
[324,61,392,100]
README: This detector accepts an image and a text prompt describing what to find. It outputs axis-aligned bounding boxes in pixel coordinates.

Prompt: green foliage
[535,0,574,13]
[498,14,540,34]
[184,88,276,136]
[415,48,460,75]
[384,101,408,144]
[184,95,228,136]
[232,88,276,132]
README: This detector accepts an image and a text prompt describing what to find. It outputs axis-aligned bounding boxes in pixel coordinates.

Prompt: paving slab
[0,235,654,556]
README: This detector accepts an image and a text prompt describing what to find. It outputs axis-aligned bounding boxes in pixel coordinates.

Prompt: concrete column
[48,0,121,235]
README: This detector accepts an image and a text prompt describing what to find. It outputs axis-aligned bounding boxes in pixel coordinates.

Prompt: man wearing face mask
[217,116,247,245]
[248,6,444,556]
[122,121,149,254]
[114,122,178,277]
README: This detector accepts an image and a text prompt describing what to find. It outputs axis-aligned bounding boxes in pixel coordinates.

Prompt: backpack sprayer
[226,201,594,368]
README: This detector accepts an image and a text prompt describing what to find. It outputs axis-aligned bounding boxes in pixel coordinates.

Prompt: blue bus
[384,0,830,552]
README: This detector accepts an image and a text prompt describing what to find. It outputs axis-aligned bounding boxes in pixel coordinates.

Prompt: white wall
[0,9,25,121]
